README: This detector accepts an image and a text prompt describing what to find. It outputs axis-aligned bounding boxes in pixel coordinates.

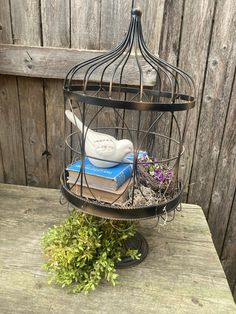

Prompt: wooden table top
[0,183,235,314]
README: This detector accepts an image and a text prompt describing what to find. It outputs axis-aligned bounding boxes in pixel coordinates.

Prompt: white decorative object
[65,110,133,168]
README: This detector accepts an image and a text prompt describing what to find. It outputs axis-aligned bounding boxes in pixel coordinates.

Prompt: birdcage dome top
[64,8,195,112]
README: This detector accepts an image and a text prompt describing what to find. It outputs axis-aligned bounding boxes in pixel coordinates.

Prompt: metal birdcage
[60,4,195,265]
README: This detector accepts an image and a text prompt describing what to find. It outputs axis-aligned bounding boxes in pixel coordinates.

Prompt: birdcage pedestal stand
[61,6,195,269]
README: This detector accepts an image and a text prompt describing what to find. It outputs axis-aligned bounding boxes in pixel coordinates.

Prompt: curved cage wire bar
[61,7,196,221]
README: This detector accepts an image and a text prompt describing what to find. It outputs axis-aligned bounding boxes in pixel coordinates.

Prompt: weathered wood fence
[0,0,235,301]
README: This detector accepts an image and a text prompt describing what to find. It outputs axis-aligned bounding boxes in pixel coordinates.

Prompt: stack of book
[66,158,133,205]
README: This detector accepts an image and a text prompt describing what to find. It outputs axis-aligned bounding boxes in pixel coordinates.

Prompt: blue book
[66,158,133,191]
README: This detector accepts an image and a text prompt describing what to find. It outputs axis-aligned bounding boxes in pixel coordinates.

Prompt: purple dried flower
[154,168,161,175]
[138,152,174,186]
[159,173,166,182]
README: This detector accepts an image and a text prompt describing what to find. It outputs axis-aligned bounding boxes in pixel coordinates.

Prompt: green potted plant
[41,210,140,294]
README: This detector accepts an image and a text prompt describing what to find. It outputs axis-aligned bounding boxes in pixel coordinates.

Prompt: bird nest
[120,157,176,208]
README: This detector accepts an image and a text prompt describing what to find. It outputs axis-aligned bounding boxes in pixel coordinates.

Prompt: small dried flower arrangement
[121,152,176,208]
[138,152,174,191]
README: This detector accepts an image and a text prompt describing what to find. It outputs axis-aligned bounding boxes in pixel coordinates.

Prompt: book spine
[114,164,133,189]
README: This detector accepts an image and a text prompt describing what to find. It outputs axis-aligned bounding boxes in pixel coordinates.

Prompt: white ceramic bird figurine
[65,110,134,168]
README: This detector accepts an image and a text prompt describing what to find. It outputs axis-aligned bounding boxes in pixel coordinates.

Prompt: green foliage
[41,210,140,294]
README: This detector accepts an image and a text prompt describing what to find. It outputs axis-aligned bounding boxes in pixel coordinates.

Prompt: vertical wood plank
[0,0,10,182]
[17,77,48,186]
[44,80,66,188]
[100,0,164,53]
[0,142,4,182]
[10,0,48,187]
[159,0,184,65]
[71,0,101,49]
[136,0,165,54]
[41,0,70,48]
[0,0,26,185]
[188,0,236,214]
[207,73,236,255]
[155,0,184,159]
[100,0,130,50]
[70,0,101,160]
[0,75,26,184]
[173,0,216,200]
[221,190,236,294]
[10,0,41,45]
[41,0,70,188]
[0,0,12,43]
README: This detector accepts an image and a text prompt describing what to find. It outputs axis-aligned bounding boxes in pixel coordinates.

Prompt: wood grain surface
[156,0,184,159]
[41,0,70,48]
[9,0,48,187]
[221,191,236,294]
[41,0,71,188]
[0,0,26,185]
[100,0,130,50]
[188,0,236,215]
[207,71,236,255]
[71,0,101,50]
[0,0,12,43]
[0,142,4,182]
[10,0,41,46]
[0,183,235,314]
[0,44,156,85]
[209,70,236,291]
[17,77,48,186]
[0,75,26,185]
[173,0,216,200]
